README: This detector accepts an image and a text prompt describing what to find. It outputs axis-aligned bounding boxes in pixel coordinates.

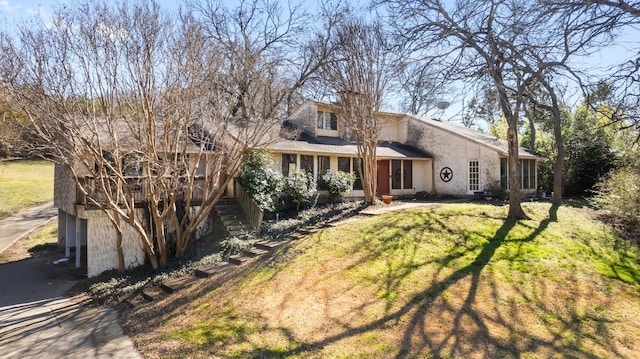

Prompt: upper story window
[317,111,337,131]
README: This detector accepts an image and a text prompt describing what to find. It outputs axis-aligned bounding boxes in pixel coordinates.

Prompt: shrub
[237,151,283,212]
[319,171,355,203]
[218,236,249,258]
[280,170,317,212]
[592,167,640,242]
[484,180,507,199]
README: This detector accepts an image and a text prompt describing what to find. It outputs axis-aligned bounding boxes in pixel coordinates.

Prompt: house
[53,100,542,277]
[54,119,222,277]
[267,99,543,198]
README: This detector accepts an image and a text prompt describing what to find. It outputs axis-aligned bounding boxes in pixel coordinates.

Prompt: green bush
[237,151,283,212]
[280,170,317,212]
[483,180,507,199]
[592,167,640,242]
[319,171,355,203]
[218,236,249,258]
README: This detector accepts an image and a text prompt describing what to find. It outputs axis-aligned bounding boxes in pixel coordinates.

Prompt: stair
[215,197,255,239]
[123,226,323,310]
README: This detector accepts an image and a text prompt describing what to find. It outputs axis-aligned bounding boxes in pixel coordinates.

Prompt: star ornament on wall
[440,167,453,182]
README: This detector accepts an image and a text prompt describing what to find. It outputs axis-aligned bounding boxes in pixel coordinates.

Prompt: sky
[1,0,637,124]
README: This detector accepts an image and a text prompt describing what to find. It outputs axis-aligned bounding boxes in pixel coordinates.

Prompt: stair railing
[233,178,264,230]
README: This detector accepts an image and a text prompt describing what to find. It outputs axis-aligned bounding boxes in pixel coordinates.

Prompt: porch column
[75,216,81,268]
[65,214,76,257]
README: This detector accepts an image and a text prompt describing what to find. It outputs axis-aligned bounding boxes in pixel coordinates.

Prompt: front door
[377,160,390,195]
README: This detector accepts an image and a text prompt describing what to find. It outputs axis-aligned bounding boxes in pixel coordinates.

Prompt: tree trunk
[552,115,564,206]
[506,126,529,219]
[113,212,125,273]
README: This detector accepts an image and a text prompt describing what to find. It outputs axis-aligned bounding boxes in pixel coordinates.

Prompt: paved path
[0,204,141,359]
[359,200,442,216]
[0,202,58,255]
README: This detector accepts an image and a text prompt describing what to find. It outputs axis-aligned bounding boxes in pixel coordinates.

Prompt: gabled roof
[409,115,544,159]
[268,132,431,160]
[305,99,544,160]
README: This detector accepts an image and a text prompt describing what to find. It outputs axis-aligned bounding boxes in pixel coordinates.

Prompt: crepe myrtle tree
[320,17,399,204]
[0,0,333,270]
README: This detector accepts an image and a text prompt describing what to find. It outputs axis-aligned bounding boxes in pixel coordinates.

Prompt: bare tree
[380,0,619,213]
[0,0,292,270]
[320,17,398,204]
[0,0,348,273]
[380,0,535,218]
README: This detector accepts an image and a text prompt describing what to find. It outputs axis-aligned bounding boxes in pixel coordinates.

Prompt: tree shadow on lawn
[273,204,627,357]
[123,205,632,358]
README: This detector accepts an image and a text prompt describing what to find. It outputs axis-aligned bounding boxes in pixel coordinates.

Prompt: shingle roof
[411,115,543,159]
[308,99,544,159]
[268,133,432,159]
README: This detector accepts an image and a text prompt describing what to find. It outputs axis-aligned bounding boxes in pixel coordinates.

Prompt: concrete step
[220,213,245,222]
[226,224,252,231]
[254,240,290,251]
[217,207,243,215]
[243,247,269,258]
[286,232,307,240]
[228,254,252,265]
[194,262,235,278]
[142,286,168,301]
[228,230,252,237]
[125,295,150,309]
[216,198,236,206]
[160,275,201,293]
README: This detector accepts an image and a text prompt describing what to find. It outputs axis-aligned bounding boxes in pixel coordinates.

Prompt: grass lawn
[0,159,54,219]
[122,202,640,358]
[0,223,58,264]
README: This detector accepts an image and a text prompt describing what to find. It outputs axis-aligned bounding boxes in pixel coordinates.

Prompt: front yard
[120,202,640,358]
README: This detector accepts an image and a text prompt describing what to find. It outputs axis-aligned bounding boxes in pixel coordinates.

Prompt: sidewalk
[0,202,58,255]
[0,204,142,359]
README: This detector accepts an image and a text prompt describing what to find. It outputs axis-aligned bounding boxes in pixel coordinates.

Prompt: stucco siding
[407,118,502,195]
[86,209,146,278]
[54,163,77,215]
[287,101,317,136]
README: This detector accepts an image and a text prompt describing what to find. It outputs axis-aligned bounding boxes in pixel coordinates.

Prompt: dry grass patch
[0,223,57,264]
[122,202,640,358]
[0,159,54,219]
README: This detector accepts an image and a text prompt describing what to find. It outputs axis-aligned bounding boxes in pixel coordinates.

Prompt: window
[469,160,479,191]
[318,156,330,176]
[403,160,413,189]
[500,158,508,190]
[392,160,401,189]
[282,153,297,176]
[521,159,536,190]
[391,160,413,190]
[300,155,314,175]
[353,158,363,190]
[337,157,363,190]
[123,154,143,177]
[500,158,537,190]
[317,110,337,130]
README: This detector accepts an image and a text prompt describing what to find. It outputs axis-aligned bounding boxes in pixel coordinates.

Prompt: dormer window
[317,111,337,131]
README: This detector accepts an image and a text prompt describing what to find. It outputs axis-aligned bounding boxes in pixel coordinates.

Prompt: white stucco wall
[288,101,318,136]
[85,209,146,278]
[407,118,501,195]
[54,163,77,215]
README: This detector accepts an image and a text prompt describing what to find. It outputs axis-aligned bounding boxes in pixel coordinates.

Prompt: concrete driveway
[0,206,141,359]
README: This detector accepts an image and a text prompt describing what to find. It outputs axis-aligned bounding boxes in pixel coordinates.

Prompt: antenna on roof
[435,101,450,121]
[436,101,450,110]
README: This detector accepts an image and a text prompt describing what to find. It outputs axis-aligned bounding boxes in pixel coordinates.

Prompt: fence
[233,179,264,230]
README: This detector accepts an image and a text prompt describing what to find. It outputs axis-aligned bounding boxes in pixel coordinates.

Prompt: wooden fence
[233,179,264,231]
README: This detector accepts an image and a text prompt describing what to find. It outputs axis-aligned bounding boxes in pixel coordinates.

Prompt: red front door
[377,160,390,195]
